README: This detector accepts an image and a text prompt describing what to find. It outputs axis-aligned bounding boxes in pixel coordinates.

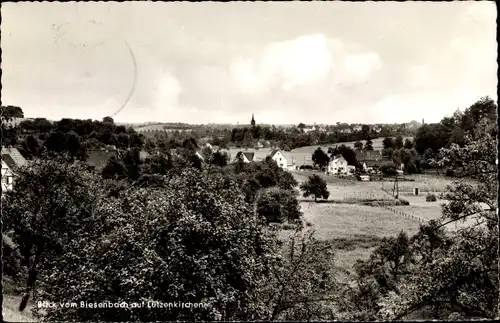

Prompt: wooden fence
[383,205,425,223]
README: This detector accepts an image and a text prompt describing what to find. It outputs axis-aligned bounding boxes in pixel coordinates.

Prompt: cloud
[231,34,334,92]
[153,71,183,112]
[341,52,382,84]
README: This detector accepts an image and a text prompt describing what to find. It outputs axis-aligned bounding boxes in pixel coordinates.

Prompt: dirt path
[3,295,36,322]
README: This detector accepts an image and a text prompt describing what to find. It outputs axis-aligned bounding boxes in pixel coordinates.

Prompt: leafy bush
[425,193,437,202]
[257,188,302,224]
[397,198,410,205]
[379,165,397,176]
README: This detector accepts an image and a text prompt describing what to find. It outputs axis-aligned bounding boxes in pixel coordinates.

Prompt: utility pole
[393,173,399,199]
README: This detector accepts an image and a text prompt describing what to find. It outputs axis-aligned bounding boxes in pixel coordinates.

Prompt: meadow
[282,202,422,274]
[288,171,460,274]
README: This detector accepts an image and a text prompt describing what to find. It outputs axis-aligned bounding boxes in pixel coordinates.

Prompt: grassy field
[289,171,468,273]
[380,174,458,193]
[283,202,422,273]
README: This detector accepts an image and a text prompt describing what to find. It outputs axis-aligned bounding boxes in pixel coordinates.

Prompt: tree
[361,125,371,140]
[19,135,41,159]
[255,229,342,321]
[300,175,329,202]
[379,165,397,176]
[201,145,213,163]
[256,188,302,224]
[312,147,330,169]
[403,138,414,149]
[341,231,414,320]
[298,123,306,132]
[1,158,106,311]
[243,130,254,149]
[102,116,114,124]
[182,137,198,151]
[212,150,229,167]
[414,124,449,155]
[354,141,363,151]
[121,148,143,181]
[0,105,24,123]
[43,131,88,161]
[383,137,394,149]
[394,136,404,149]
[364,139,374,151]
[101,156,127,180]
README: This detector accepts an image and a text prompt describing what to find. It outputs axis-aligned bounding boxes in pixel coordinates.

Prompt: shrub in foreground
[426,193,437,202]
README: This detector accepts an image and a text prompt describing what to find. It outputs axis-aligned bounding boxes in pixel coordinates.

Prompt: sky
[1,1,497,125]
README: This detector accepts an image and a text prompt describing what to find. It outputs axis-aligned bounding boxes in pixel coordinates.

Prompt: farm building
[355,150,393,172]
[269,149,288,169]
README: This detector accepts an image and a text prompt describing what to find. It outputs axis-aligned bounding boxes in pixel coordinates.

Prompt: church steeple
[251,113,255,127]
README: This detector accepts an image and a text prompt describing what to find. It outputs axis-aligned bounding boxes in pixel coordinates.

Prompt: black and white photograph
[1,1,498,321]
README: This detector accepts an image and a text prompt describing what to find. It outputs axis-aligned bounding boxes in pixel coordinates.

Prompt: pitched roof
[242,152,254,162]
[356,150,382,161]
[1,154,18,171]
[1,147,28,168]
[363,159,394,167]
[269,149,281,158]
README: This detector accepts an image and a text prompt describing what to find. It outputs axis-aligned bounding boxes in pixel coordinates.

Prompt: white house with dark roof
[327,154,349,175]
[269,149,288,169]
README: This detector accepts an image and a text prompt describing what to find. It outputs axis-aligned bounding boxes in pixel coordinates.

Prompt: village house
[327,154,352,175]
[356,150,394,173]
[353,125,363,132]
[302,125,317,133]
[339,128,352,134]
[1,147,28,194]
[269,149,288,169]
